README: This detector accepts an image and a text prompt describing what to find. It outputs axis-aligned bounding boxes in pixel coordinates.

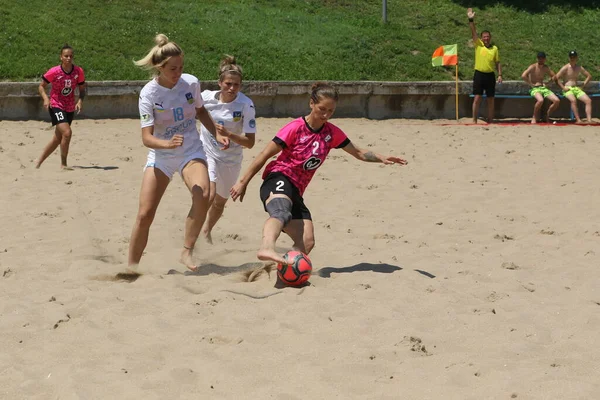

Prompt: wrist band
[468,18,474,22]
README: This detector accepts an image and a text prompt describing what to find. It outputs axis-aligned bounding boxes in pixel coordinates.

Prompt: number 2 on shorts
[275,180,285,192]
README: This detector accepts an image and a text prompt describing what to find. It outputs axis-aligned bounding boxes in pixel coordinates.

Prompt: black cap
[569,50,578,57]
[537,51,546,58]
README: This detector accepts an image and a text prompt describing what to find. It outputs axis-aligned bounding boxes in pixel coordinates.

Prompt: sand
[1,117,599,399]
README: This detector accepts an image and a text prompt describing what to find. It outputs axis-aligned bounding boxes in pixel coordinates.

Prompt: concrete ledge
[2,80,600,120]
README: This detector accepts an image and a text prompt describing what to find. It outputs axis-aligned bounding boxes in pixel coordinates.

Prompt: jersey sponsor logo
[141,114,150,122]
[233,111,242,122]
[249,119,256,129]
[303,156,322,170]
[185,92,194,104]
[299,135,310,143]
[164,119,193,138]
[324,134,332,142]
[61,87,73,96]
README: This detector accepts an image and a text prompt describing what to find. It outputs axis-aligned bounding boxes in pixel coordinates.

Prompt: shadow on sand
[167,261,265,277]
[317,262,402,278]
[72,165,119,171]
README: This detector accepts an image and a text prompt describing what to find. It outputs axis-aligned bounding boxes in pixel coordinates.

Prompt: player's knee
[212,199,226,212]
[535,100,543,107]
[191,184,210,203]
[60,127,72,139]
[137,208,156,227]
[266,197,292,226]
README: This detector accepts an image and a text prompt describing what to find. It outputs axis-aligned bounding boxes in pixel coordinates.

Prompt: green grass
[2,0,600,82]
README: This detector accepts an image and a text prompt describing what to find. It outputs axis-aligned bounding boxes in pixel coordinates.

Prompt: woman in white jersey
[200,55,257,244]
[128,34,226,271]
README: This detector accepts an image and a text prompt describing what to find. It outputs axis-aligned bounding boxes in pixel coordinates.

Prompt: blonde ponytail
[134,34,183,71]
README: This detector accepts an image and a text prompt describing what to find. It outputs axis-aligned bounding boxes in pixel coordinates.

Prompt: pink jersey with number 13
[42,65,86,112]
[263,117,350,195]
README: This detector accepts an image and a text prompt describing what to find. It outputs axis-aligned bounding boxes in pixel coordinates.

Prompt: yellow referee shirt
[474,38,499,73]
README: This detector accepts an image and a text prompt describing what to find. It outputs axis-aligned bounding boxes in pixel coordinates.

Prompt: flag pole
[455,63,459,121]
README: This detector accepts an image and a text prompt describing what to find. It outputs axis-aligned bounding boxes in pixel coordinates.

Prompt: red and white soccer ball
[277,251,312,286]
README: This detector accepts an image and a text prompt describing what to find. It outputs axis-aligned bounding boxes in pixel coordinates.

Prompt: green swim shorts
[563,86,586,98]
[530,86,554,98]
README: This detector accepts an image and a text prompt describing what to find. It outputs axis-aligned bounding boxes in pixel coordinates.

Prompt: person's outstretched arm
[230,141,282,202]
[468,8,478,43]
[341,141,408,165]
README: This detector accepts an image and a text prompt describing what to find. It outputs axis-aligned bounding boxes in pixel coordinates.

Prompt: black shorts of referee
[473,70,496,97]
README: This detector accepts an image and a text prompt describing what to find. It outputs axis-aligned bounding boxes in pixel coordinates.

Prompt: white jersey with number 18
[138,73,204,159]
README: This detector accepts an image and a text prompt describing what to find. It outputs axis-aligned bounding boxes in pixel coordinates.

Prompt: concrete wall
[2,80,600,121]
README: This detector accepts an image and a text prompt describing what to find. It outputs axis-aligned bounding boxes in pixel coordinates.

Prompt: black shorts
[260,172,312,221]
[49,107,74,126]
[473,70,496,97]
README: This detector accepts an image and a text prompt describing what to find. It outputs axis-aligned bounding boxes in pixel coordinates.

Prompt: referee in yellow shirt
[468,8,502,123]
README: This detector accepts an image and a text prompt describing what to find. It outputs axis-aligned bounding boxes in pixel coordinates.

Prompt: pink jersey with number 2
[263,117,350,195]
[43,65,86,112]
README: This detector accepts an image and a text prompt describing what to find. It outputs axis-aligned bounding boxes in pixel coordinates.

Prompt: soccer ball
[277,251,312,286]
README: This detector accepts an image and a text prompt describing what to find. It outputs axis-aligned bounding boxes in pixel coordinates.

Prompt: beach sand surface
[1,117,599,399]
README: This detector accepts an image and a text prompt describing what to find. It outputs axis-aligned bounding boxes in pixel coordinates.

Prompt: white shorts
[144,149,207,180]
[207,157,242,199]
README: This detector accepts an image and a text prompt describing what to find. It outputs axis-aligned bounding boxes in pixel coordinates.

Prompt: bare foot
[531,118,537,124]
[575,119,584,124]
[472,118,478,124]
[257,247,287,265]
[61,165,74,171]
[180,247,198,271]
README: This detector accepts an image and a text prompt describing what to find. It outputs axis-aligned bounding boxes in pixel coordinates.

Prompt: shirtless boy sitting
[555,50,593,124]
[521,52,560,124]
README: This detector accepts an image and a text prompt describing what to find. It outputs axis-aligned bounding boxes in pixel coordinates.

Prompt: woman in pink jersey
[230,82,407,266]
[36,44,86,169]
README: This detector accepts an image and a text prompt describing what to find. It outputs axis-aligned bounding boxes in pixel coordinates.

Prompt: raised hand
[467,8,475,19]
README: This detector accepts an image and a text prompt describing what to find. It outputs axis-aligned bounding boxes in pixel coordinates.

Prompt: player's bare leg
[128,168,170,266]
[180,160,210,271]
[201,182,217,244]
[58,123,73,169]
[257,218,287,265]
[283,219,315,255]
[35,126,63,168]
[202,189,228,246]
